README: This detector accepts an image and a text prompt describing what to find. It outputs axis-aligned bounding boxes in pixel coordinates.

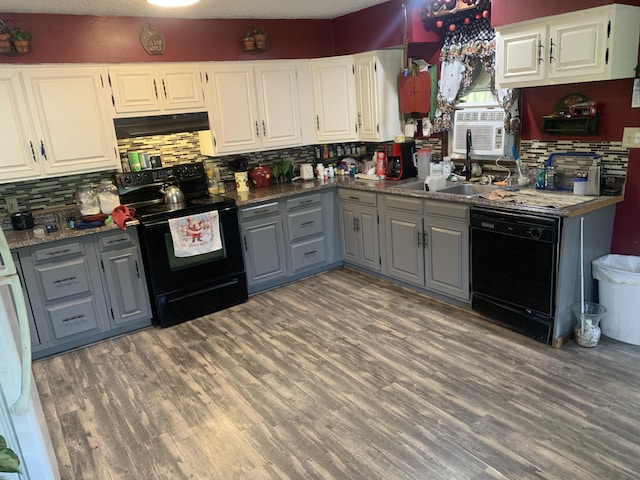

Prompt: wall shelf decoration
[542,93,599,136]
[0,19,33,55]
[241,28,268,53]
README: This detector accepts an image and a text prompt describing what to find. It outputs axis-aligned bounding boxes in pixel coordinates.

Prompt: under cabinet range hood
[114,112,210,139]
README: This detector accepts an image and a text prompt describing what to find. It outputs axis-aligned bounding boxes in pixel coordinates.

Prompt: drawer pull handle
[135,260,140,279]
[46,248,72,256]
[61,313,85,323]
[304,250,317,257]
[53,276,78,285]
[349,196,360,201]
[107,238,127,245]
[301,221,315,227]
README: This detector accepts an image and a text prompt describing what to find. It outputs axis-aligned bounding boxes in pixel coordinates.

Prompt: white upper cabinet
[310,55,358,142]
[496,4,640,88]
[205,60,307,155]
[0,66,118,183]
[355,50,403,142]
[108,64,205,115]
[0,69,43,182]
[311,50,402,143]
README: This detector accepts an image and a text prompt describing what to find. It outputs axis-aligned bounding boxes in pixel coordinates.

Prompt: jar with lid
[97,179,120,214]
[76,185,100,216]
[545,165,556,190]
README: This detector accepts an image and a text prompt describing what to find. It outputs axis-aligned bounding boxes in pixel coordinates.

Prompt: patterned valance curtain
[433,18,519,135]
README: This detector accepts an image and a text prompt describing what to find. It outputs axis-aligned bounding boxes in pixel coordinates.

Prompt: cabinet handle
[135,260,140,279]
[549,39,555,63]
[46,248,71,256]
[61,313,85,323]
[537,40,544,65]
[29,141,36,162]
[262,120,267,136]
[349,196,360,201]
[316,115,320,131]
[153,78,159,99]
[107,238,127,245]
[301,221,315,227]
[255,121,260,137]
[423,232,428,248]
[243,235,248,251]
[357,112,362,128]
[354,217,360,232]
[417,230,421,247]
[40,141,47,161]
[53,276,78,285]
[303,250,317,257]
[162,78,167,98]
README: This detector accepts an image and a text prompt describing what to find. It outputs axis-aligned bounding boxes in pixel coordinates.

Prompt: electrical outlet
[5,197,19,213]
[622,127,640,148]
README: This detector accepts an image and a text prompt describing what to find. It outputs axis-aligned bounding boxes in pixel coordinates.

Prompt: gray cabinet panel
[287,206,323,242]
[339,205,358,263]
[47,295,101,341]
[385,212,424,286]
[37,258,91,301]
[242,217,288,285]
[290,236,326,272]
[359,209,380,271]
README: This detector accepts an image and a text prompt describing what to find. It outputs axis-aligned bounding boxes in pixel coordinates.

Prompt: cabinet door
[496,25,547,87]
[207,64,261,154]
[338,203,358,264]
[100,246,151,326]
[108,66,163,113]
[241,217,288,286]
[384,210,424,286]
[21,67,118,175]
[548,17,606,80]
[424,216,469,301]
[159,65,205,112]
[255,62,303,149]
[358,207,381,272]
[310,56,357,142]
[355,54,379,141]
[0,69,42,183]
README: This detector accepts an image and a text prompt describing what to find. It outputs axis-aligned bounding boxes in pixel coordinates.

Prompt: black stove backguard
[116,161,248,328]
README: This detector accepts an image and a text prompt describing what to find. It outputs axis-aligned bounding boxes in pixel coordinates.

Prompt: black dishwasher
[470,207,560,344]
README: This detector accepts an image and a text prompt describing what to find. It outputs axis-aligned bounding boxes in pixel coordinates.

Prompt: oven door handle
[142,206,236,228]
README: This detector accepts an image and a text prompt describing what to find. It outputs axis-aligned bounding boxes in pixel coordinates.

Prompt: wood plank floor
[33,267,640,480]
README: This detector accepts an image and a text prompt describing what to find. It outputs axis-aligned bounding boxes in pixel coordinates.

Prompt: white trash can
[592,255,640,345]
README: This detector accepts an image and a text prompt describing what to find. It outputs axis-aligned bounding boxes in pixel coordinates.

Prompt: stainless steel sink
[437,183,498,197]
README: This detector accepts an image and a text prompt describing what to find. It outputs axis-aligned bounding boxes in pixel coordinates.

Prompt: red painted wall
[0,14,335,63]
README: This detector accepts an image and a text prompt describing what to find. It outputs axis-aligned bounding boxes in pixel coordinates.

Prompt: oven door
[138,205,245,295]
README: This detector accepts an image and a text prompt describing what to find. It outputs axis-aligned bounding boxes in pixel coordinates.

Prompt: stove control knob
[123,176,132,185]
[529,228,543,240]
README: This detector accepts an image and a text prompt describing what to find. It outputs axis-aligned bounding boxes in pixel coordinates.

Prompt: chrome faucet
[465,128,472,182]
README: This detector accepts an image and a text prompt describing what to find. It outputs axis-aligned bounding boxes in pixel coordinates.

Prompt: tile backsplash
[0,133,628,216]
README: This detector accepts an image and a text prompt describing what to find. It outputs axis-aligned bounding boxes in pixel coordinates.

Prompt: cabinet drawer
[338,189,377,206]
[385,195,423,213]
[32,241,84,263]
[36,258,92,301]
[239,202,280,221]
[290,237,326,272]
[425,200,469,221]
[287,207,323,242]
[47,296,101,340]
[286,193,322,211]
[99,231,134,250]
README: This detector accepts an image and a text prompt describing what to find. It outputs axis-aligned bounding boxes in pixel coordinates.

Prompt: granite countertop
[226,176,623,218]
[4,176,621,250]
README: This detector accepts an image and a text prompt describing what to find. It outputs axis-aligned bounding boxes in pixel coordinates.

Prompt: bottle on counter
[97,179,120,214]
[545,165,556,190]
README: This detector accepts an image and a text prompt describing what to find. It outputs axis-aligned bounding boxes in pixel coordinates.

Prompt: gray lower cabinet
[17,228,152,359]
[379,194,470,302]
[98,230,151,326]
[239,190,341,294]
[239,201,288,290]
[424,201,470,301]
[338,189,380,271]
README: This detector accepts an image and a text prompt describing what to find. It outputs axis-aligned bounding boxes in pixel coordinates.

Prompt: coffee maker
[385,141,417,180]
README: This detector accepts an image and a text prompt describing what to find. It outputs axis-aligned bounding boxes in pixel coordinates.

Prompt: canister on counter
[128,152,142,172]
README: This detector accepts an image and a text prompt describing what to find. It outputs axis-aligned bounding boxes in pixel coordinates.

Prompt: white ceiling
[0,0,391,19]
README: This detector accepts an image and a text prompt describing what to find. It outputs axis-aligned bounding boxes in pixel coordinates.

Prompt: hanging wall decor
[140,25,165,56]
[422,0,491,32]
[241,27,268,53]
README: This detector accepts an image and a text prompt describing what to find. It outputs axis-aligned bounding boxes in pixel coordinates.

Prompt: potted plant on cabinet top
[0,20,11,54]
[11,28,31,53]
[0,434,21,476]
[241,30,255,51]
[253,27,268,51]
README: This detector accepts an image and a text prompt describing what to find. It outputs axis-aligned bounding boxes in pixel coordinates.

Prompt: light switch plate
[622,127,640,148]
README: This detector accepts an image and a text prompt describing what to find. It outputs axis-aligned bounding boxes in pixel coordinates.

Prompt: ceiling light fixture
[147,0,200,7]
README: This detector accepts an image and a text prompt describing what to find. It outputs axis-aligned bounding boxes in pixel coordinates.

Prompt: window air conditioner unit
[452,108,506,157]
